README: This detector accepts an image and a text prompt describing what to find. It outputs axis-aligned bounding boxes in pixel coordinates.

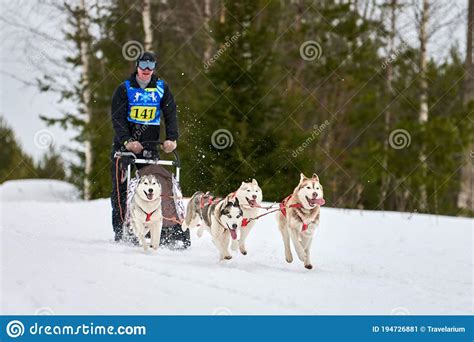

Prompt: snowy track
[1,182,472,315]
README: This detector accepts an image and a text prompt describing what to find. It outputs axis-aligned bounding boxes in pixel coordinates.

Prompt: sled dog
[130,175,163,251]
[183,192,243,261]
[277,173,325,269]
[182,191,216,235]
[229,179,263,255]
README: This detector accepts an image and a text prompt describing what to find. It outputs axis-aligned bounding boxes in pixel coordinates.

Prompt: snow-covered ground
[0,180,472,315]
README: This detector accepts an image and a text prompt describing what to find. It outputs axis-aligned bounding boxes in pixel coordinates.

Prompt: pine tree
[188,0,283,198]
[0,117,37,182]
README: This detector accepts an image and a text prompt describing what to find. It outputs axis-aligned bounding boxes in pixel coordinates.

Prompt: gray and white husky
[129,175,163,251]
[183,192,243,261]
[277,173,325,269]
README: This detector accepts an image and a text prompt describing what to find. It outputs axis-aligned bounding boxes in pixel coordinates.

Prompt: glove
[125,141,144,154]
[161,140,177,153]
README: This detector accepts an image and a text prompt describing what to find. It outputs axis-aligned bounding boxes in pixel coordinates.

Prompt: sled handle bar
[141,140,181,167]
[114,141,180,166]
[113,151,180,167]
[114,151,181,182]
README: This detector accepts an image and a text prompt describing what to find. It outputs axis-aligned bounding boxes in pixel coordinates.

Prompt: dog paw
[304,264,313,270]
[240,250,247,256]
[224,255,232,260]
[285,254,293,263]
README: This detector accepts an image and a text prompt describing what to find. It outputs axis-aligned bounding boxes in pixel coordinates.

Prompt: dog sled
[114,141,190,249]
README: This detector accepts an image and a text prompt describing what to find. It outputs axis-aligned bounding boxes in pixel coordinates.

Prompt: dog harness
[199,195,221,209]
[124,79,164,125]
[279,195,310,231]
[137,206,159,222]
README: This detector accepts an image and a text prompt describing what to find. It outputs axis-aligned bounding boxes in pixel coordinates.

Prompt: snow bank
[0,179,80,202]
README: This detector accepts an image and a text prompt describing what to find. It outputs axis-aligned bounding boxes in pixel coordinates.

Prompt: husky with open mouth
[129,175,163,251]
[230,179,263,255]
[209,197,243,261]
[183,192,243,261]
[277,173,325,269]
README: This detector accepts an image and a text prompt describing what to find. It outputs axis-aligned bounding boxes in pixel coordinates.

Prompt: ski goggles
[137,60,156,70]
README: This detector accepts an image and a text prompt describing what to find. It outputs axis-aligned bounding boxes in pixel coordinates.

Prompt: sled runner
[114,141,190,249]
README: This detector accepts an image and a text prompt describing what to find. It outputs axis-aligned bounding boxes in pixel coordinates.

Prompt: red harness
[135,206,159,223]
[240,195,313,231]
[279,195,309,231]
[200,195,221,209]
[145,211,154,222]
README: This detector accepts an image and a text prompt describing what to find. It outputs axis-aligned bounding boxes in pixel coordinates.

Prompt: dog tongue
[230,230,238,240]
[247,199,256,207]
[315,198,325,206]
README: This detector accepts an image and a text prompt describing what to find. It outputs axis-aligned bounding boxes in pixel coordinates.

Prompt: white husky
[129,175,163,251]
[229,179,263,255]
[277,173,325,269]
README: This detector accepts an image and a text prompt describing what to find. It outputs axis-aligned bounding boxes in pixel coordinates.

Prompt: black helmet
[136,51,157,67]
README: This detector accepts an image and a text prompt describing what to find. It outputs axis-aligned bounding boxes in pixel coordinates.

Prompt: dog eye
[247,189,250,192]
[306,186,311,189]
[237,214,241,218]
[227,214,232,218]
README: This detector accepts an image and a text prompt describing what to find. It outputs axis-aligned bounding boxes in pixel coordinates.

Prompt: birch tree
[417,0,429,210]
[379,0,399,209]
[457,0,474,212]
[142,0,153,50]
[78,0,93,200]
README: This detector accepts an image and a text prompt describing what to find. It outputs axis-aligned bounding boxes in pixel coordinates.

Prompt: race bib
[129,106,157,123]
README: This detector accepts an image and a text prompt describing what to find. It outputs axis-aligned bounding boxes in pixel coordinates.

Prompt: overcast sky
[0,0,468,163]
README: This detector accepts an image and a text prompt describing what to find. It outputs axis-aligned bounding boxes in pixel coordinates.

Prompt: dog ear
[251,178,258,185]
[312,173,319,181]
[233,197,240,207]
[300,173,307,182]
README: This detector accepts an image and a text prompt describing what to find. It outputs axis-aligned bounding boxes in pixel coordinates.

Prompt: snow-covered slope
[0,179,80,202]
[0,181,472,315]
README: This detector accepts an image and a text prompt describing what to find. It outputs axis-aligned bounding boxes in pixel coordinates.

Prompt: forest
[0,0,472,217]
